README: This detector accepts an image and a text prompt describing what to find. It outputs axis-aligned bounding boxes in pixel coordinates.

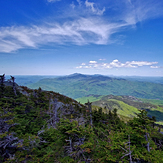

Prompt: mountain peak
[68,73,83,77]
[66,73,89,78]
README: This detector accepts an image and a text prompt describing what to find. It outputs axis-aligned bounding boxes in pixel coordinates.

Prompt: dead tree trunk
[145,128,150,152]
[48,98,59,128]
[65,137,73,153]
[121,135,133,163]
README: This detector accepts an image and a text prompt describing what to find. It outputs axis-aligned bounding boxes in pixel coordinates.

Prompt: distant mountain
[5,75,59,86]
[121,76,163,84]
[28,73,163,100]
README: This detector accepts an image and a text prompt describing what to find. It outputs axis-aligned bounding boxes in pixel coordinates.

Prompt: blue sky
[0,0,163,76]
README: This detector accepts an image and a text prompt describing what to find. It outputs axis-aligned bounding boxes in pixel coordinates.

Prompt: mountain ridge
[28,73,163,100]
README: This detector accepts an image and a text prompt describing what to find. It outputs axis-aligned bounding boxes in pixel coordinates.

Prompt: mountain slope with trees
[1,74,163,162]
[28,73,163,100]
[77,95,163,125]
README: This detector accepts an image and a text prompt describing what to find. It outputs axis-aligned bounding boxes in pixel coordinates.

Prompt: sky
[0,0,163,76]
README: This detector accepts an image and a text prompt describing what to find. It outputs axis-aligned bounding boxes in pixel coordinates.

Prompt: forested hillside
[1,74,163,163]
[77,95,163,125]
[28,73,163,100]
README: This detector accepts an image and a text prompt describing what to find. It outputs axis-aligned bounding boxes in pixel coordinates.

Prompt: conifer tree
[10,76,17,96]
[0,74,5,98]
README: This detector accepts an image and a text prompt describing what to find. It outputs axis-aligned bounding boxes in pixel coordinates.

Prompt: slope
[1,76,163,162]
[77,95,163,124]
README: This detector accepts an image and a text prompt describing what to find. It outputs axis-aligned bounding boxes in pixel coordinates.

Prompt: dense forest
[1,74,163,163]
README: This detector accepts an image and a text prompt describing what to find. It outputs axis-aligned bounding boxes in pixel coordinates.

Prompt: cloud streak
[85,0,105,15]
[0,18,124,52]
[121,0,163,25]
[76,59,158,69]
[0,0,163,53]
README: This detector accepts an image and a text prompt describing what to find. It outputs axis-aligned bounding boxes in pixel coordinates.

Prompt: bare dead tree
[64,136,91,162]
[48,98,60,128]
[121,135,133,163]
[0,109,21,161]
[33,90,37,98]
[69,104,75,115]
[65,137,73,154]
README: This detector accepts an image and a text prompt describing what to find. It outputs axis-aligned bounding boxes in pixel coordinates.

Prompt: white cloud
[128,61,158,66]
[112,59,119,63]
[0,26,36,52]
[77,59,159,69]
[0,17,124,53]
[76,66,83,69]
[85,0,105,15]
[85,66,92,68]
[81,63,86,65]
[110,59,125,68]
[0,40,22,53]
[150,66,159,69]
[89,61,97,64]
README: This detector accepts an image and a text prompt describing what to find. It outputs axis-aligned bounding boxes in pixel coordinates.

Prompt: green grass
[110,99,140,117]
[76,95,104,104]
[155,121,163,125]
[93,99,140,118]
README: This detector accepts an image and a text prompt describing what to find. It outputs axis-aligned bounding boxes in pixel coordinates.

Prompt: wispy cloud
[85,0,105,15]
[0,18,124,52]
[0,0,163,53]
[77,0,82,6]
[99,58,106,61]
[70,2,76,9]
[76,59,158,69]
[122,0,163,25]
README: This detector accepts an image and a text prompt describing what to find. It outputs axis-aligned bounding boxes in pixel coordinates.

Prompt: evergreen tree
[0,74,5,98]
[10,76,17,96]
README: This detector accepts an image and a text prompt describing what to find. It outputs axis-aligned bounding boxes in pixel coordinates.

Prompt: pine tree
[10,76,17,96]
[0,74,5,98]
